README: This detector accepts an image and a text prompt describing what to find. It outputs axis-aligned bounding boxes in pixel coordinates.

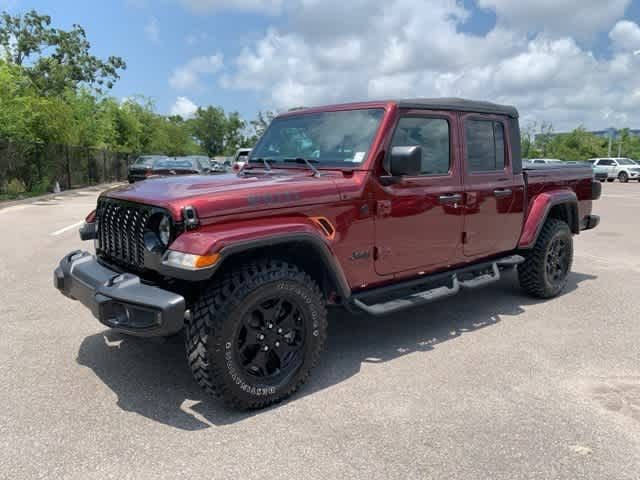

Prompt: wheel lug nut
[257,334,265,341]
[275,341,280,348]
[267,323,273,329]
[277,328,283,334]
[263,345,269,351]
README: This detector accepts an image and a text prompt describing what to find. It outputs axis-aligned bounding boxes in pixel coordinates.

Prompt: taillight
[85,209,97,223]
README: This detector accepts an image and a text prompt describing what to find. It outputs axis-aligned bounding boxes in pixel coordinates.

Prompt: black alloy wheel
[234,296,306,382]
[545,237,570,287]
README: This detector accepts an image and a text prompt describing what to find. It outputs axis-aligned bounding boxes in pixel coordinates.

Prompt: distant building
[547,128,640,140]
[588,128,640,140]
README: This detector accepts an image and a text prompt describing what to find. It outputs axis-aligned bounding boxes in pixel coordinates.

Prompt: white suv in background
[232,148,252,172]
[589,158,640,183]
[528,158,564,165]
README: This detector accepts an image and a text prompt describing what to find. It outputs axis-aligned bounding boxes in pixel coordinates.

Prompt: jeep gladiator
[54,98,601,409]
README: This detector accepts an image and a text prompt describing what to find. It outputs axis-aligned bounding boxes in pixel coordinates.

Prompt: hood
[102,171,341,220]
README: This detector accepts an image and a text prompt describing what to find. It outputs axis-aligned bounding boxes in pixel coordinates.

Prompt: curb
[0,182,124,210]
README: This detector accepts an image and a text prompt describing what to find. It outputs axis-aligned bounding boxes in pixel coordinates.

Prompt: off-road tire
[518,218,573,299]
[619,171,629,183]
[185,259,327,410]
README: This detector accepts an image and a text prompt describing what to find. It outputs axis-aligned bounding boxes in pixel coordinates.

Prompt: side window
[465,119,506,172]
[390,116,450,175]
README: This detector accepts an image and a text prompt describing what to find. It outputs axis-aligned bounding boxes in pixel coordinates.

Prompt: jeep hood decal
[102,172,341,219]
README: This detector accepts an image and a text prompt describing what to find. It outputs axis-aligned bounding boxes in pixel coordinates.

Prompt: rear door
[461,115,524,257]
[374,110,464,275]
[595,159,615,178]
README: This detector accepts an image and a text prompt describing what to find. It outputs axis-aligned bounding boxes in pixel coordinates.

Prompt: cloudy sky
[4,0,640,130]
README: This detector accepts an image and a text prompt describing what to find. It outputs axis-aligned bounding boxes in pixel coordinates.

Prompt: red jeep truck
[54,99,601,409]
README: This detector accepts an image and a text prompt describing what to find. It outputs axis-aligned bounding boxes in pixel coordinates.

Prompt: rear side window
[597,159,613,166]
[465,119,506,172]
[391,116,450,175]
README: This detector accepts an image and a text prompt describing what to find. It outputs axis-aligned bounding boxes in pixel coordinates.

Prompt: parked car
[209,161,228,173]
[565,161,608,182]
[127,155,168,183]
[56,98,600,410]
[147,156,211,178]
[589,157,640,182]
[232,148,252,172]
[528,158,564,165]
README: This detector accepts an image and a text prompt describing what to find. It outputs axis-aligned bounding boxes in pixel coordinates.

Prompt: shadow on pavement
[76,269,596,430]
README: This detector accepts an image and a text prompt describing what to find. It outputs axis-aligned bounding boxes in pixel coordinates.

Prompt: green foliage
[248,110,275,144]
[0,9,264,196]
[6,177,25,195]
[0,9,126,95]
[187,106,252,156]
[522,121,618,161]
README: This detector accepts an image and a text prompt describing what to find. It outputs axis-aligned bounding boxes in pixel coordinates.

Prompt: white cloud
[217,0,640,130]
[186,32,209,46]
[144,17,160,43]
[169,53,224,90]
[610,20,640,51]
[170,96,199,118]
[477,0,631,36]
[180,0,283,14]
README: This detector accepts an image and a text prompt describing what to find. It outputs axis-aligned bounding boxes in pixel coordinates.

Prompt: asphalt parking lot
[1,183,639,480]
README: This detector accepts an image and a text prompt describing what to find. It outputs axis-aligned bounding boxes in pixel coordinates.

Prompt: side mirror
[389,146,422,177]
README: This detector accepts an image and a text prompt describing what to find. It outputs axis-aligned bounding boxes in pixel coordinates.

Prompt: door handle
[493,188,513,198]
[438,193,463,204]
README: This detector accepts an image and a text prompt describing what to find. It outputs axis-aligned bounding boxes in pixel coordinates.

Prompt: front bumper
[54,250,186,337]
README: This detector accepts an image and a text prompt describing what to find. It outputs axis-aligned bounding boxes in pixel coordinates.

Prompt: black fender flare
[212,233,352,299]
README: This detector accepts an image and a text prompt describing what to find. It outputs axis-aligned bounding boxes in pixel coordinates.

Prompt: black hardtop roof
[396,98,519,118]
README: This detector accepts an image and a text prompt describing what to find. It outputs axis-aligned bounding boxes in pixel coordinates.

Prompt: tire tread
[184,259,327,410]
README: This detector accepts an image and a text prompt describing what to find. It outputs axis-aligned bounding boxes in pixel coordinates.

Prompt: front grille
[96,198,151,271]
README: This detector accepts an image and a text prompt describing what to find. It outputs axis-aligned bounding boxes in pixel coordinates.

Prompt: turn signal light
[194,254,220,268]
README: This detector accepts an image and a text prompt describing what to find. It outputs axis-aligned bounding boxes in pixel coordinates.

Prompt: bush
[5,177,25,195]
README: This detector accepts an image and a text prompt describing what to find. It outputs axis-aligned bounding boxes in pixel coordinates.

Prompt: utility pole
[608,131,613,157]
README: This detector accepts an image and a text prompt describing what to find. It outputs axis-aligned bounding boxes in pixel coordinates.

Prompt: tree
[0,9,126,95]
[223,111,247,155]
[535,121,554,157]
[250,110,275,141]
[188,106,227,156]
[521,121,538,159]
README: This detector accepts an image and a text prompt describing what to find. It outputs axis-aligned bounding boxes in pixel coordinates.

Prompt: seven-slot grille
[96,199,151,271]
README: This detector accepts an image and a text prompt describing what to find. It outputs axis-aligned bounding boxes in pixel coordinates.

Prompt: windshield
[617,158,635,165]
[154,158,196,169]
[250,109,385,166]
[134,155,164,166]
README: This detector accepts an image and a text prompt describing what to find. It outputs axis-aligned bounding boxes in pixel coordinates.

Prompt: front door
[461,114,524,257]
[374,110,464,276]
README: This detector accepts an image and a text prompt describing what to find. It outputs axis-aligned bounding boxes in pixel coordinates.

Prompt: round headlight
[158,215,171,246]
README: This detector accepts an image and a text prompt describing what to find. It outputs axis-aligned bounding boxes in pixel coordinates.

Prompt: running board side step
[351,255,524,316]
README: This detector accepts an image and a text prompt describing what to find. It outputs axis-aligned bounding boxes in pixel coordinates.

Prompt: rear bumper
[54,250,186,337]
[580,215,600,231]
[594,172,608,181]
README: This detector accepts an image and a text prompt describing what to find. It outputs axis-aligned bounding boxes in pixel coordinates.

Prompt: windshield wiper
[253,157,274,172]
[244,157,275,174]
[283,157,321,177]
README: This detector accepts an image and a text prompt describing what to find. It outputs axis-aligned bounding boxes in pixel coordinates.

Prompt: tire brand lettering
[225,342,275,396]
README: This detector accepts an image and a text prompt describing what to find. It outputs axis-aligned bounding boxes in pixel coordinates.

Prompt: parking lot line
[51,221,84,236]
